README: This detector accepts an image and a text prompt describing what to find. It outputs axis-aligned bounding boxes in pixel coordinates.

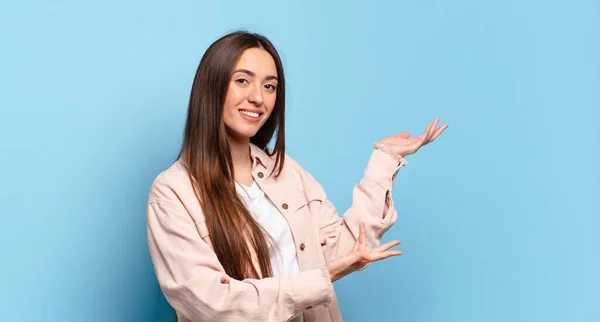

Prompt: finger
[372,240,401,253]
[422,123,431,137]
[357,222,367,252]
[350,222,365,252]
[427,118,440,141]
[413,124,428,143]
[367,250,403,262]
[351,238,359,253]
[428,124,448,143]
[395,131,410,139]
[418,124,431,147]
[351,223,365,253]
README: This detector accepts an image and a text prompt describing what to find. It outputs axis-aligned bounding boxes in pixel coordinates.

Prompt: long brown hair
[178,31,286,280]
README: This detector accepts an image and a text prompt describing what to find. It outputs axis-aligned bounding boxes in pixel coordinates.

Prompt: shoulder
[282,152,301,172]
[147,160,199,215]
[280,152,327,199]
[257,145,305,179]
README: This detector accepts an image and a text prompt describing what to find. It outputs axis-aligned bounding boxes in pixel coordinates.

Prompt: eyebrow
[232,69,278,81]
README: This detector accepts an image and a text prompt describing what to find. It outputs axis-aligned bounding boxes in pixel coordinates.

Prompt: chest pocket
[284,190,305,212]
[302,187,324,214]
[284,188,320,213]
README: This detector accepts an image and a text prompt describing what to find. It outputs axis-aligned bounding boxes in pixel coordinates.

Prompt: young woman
[146,31,448,322]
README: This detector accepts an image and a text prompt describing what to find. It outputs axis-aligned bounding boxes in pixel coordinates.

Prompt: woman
[146,31,448,322]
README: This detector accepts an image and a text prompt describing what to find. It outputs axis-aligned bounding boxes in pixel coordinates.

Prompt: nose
[247,83,263,106]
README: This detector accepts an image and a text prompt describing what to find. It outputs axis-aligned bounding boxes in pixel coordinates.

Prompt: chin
[228,125,261,141]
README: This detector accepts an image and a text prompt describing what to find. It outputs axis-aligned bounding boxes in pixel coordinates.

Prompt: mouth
[238,109,263,120]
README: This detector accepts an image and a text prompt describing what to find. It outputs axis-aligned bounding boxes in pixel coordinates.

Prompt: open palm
[327,222,402,282]
[377,117,448,157]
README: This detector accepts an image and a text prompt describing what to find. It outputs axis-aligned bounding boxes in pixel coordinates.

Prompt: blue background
[1,0,598,321]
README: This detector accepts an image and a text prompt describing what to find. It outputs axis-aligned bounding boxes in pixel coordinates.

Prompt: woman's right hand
[327,222,402,282]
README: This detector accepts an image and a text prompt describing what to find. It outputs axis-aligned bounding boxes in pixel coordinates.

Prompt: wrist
[327,265,341,283]
[372,142,408,167]
[327,266,337,283]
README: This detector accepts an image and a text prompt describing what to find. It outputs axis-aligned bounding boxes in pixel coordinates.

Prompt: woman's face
[222,47,278,142]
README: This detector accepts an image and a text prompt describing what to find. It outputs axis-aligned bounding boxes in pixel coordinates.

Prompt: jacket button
[257,172,264,178]
[281,203,288,209]
[299,243,305,251]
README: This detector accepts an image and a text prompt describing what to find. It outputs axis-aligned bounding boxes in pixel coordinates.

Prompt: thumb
[396,132,410,139]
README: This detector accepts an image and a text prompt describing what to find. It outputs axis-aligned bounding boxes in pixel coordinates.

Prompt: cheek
[224,86,244,110]
[265,94,277,113]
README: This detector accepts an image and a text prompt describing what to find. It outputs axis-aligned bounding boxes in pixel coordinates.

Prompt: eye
[264,84,276,92]
[236,78,249,85]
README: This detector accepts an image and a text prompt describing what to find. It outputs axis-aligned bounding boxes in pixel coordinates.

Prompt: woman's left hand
[376,117,448,157]
[327,222,402,282]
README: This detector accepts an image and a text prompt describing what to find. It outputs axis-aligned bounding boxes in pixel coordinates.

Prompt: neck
[227,135,253,182]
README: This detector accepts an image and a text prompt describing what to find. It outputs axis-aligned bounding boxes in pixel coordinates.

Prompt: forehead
[234,48,277,76]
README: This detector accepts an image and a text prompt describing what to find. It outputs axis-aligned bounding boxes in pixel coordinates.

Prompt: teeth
[240,110,260,118]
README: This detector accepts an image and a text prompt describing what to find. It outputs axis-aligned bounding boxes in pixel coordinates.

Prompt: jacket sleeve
[293,149,405,264]
[146,200,334,322]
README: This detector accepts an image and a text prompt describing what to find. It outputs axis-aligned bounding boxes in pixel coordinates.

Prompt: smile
[239,109,262,119]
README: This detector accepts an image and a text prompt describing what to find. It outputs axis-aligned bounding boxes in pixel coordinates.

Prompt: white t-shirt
[235,181,304,321]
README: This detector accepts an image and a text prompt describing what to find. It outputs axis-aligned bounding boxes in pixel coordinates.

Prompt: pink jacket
[146,143,404,322]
